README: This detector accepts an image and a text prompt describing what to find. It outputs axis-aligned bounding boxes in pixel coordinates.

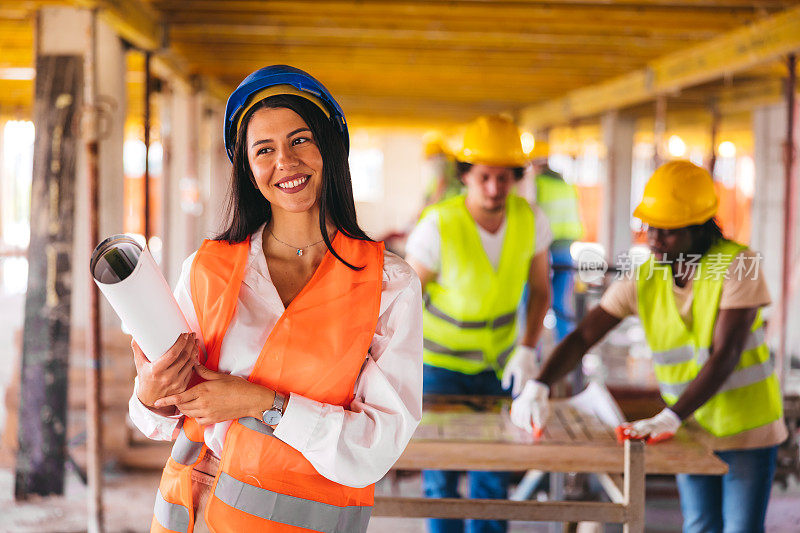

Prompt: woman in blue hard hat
[127,65,423,533]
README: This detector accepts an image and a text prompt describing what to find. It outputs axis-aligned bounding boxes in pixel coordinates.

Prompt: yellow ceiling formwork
[1,1,800,129]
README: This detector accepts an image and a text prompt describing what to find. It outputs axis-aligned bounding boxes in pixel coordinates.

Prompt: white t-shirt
[405,203,552,272]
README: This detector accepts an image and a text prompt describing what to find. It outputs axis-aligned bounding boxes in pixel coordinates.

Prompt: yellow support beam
[72,0,163,51]
[520,4,800,130]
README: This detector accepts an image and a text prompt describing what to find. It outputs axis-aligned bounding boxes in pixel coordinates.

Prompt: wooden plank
[394,438,726,475]
[404,397,726,475]
[14,54,82,498]
[623,440,646,533]
[597,473,625,504]
[373,497,626,523]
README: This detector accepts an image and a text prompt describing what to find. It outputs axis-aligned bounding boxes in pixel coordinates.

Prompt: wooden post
[622,439,645,533]
[654,95,667,168]
[779,54,797,381]
[14,54,82,498]
[144,51,152,244]
[708,99,720,176]
[85,9,104,532]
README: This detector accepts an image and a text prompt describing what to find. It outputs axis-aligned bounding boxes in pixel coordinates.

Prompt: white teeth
[277,176,308,189]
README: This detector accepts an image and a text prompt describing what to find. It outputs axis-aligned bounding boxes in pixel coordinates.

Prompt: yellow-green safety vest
[535,173,583,241]
[636,239,782,437]
[421,194,536,376]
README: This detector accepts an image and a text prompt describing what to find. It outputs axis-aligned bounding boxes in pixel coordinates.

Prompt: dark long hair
[215,94,372,270]
[688,217,725,256]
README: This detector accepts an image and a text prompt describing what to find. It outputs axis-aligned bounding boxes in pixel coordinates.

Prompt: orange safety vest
[151,232,384,533]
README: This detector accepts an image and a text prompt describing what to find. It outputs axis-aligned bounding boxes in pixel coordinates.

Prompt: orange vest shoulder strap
[190,237,250,371]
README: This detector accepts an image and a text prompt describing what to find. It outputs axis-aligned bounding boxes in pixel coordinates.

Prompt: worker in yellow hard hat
[511,160,786,533]
[530,140,583,342]
[421,131,461,206]
[406,115,553,533]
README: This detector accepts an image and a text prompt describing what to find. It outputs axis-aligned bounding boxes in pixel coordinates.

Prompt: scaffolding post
[779,54,797,380]
[85,9,104,533]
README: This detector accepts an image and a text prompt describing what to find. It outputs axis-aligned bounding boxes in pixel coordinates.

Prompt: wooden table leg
[623,439,645,533]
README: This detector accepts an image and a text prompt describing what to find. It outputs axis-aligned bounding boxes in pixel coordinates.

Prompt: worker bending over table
[512,160,786,533]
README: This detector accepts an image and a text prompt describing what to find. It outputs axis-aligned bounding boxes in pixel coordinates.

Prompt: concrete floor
[1,465,799,533]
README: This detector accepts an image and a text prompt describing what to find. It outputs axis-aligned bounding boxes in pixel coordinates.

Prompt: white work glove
[510,380,550,437]
[622,408,681,443]
[501,345,539,396]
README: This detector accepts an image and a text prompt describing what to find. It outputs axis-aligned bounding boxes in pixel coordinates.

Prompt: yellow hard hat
[458,115,528,167]
[422,131,451,158]
[633,160,718,229]
[530,140,550,160]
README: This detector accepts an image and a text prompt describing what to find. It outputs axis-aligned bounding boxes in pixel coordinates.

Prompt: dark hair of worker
[688,217,724,256]
[215,94,372,270]
[456,161,525,182]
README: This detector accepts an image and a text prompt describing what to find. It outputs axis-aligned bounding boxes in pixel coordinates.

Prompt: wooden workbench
[373,395,727,532]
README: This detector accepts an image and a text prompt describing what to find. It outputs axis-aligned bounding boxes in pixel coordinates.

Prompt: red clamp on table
[615,423,673,444]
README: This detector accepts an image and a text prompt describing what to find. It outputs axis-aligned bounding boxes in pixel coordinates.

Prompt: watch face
[262,409,281,426]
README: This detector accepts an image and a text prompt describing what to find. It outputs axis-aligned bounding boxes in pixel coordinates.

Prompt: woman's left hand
[154,364,274,425]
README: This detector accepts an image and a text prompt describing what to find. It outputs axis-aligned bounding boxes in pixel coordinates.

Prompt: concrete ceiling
[1,1,800,127]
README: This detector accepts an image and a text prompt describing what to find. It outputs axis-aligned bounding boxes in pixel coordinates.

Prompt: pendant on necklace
[296,249,303,256]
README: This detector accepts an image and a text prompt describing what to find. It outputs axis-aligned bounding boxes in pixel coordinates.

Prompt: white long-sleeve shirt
[128,225,423,488]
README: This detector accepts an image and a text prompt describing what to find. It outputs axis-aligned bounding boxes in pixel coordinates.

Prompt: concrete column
[600,111,635,262]
[201,103,230,238]
[39,7,125,330]
[752,103,800,367]
[163,79,194,286]
[354,132,424,239]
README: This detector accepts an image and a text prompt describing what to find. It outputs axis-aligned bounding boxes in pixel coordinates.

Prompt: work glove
[617,408,681,444]
[501,345,539,396]
[510,380,550,438]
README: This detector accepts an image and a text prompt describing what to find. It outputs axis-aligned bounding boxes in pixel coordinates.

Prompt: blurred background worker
[421,130,462,207]
[406,115,552,533]
[511,160,786,533]
[531,140,583,342]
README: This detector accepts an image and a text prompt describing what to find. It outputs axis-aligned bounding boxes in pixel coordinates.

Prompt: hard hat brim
[633,203,718,229]
[456,150,529,168]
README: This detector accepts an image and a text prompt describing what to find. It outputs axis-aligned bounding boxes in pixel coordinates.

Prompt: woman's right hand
[133,332,199,414]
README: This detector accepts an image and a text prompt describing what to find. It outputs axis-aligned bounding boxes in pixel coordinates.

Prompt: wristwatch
[261,392,286,426]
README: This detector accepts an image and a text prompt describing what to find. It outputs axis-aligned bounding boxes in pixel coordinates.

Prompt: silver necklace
[269,229,324,256]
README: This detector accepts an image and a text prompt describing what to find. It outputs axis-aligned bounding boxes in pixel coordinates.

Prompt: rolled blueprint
[90,234,190,362]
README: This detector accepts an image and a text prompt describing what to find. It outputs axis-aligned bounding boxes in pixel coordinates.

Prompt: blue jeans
[549,244,575,342]
[422,365,509,533]
[675,446,777,533]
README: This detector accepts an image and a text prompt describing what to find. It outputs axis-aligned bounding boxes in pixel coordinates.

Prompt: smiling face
[245,106,324,215]
[461,164,517,213]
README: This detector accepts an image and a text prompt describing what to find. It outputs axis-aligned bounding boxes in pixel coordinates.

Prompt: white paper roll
[93,241,190,362]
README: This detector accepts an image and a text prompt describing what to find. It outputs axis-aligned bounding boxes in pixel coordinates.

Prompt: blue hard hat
[224,65,348,162]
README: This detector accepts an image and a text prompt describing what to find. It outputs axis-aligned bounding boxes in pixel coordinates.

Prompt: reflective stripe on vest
[214,472,371,533]
[237,416,275,436]
[422,339,515,367]
[694,326,765,367]
[421,194,535,375]
[660,355,775,398]
[154,490,191,533]
[495,344,515,368]
[424,295,516,329]
[170,428,204,466]
[423,339,484,361]
[652,325,766,366]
